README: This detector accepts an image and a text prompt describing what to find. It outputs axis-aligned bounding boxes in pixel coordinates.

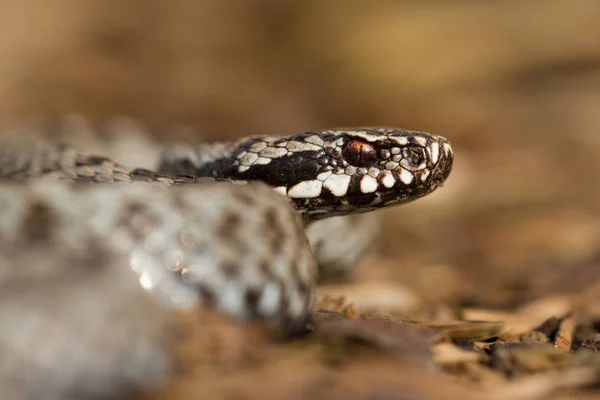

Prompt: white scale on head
[304,135,325,146]
[345,131,381,143]
[248,141,267,152]
[259,147,287,158]
[399,168,414,185]
[285,141,304,152]
[317,171,332,181]
[239,152,258,165]
[379,170,396,188]
[368,167,380,177]
[288,180,322,198]
[360,176,378,194]
[323,174,351,197]
[254,157,272,166]
[394,136,408,145]
[442,142,452,157]
[412,136,428,147]
[428,141,440,164]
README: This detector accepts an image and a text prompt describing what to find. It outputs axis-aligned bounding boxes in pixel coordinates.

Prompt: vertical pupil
[357,143,366,163]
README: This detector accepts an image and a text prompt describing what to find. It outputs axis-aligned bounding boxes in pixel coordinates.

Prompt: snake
[0,124,453,398]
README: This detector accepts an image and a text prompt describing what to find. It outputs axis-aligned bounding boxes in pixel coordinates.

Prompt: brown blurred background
[3,0,600,309]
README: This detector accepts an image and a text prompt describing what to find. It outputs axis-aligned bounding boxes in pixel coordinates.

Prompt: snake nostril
[400,147,427,172]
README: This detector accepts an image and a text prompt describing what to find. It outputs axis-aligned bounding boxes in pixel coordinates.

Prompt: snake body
[0,125,452,398]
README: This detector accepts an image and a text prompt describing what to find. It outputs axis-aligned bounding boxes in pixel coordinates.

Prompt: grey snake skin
[0,121,453,399]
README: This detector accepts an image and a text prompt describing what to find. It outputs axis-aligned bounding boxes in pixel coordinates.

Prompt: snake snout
[428,136,453,185]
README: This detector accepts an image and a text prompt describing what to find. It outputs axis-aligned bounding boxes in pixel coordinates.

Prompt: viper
[0,124,453,397]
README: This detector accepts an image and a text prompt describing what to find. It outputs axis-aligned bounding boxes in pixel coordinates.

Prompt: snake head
[229,128,453,219]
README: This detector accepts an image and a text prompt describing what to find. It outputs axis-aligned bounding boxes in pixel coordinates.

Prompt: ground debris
[311,310,435,363]
[137,290,600,400]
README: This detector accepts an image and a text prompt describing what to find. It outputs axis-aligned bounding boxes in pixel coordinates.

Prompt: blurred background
[2,0,600,310]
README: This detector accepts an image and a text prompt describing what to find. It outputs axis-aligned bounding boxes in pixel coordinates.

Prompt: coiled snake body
[0,125,452,398]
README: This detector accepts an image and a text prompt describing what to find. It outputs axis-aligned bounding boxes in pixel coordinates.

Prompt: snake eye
[341,140,378,167]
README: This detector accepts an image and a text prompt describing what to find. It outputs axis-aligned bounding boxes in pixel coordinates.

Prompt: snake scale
[0,122,453,399]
